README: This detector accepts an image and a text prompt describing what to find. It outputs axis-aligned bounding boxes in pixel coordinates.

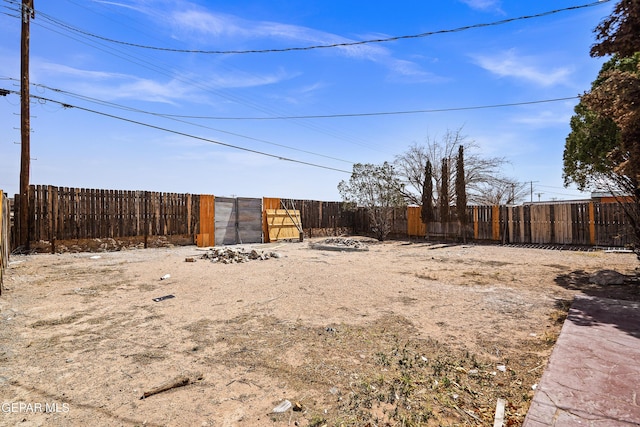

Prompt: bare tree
[394,127,520,206]
[471,178,529,205]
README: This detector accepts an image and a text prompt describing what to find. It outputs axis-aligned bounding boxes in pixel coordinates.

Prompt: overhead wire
[21,1,612,55]
[145,97,581,120]
[2,77,580,120]
[1,0,385,151]
[0,0,604,156]
[11,78,356,165]
[0,87,353,174]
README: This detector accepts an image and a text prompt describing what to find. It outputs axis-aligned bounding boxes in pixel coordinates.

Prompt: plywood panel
[266,209,302,241]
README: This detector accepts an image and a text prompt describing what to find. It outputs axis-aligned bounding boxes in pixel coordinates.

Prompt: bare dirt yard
[1,237,638,427]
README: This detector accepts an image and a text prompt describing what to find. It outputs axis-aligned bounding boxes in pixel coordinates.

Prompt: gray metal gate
[214,197,263,245]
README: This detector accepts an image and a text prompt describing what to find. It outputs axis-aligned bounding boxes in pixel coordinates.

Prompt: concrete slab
[524,295,640,426]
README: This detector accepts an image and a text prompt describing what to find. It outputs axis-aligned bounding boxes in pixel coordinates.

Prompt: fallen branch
[140,375,190,400]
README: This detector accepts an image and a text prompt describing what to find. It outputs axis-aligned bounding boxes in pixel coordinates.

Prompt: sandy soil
[0,238,638,426]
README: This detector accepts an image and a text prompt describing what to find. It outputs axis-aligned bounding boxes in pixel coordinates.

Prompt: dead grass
[0,241,637,426]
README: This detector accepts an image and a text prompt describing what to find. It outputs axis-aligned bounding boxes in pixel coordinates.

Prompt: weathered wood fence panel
[22,185,199,245]
[406,202,634,247]
[13,185,637,250]
[0,190,10,293]
[594,202,633,247]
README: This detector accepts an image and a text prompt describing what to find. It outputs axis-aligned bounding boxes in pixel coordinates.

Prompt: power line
[23,1,611,55]
[0,87,353,174]
[2,0,388,151]
[9,79,356,165]
[0,78,580,120]
[152,97,581,120]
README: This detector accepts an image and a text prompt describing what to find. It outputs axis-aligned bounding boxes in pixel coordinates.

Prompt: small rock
[589,269,626,285]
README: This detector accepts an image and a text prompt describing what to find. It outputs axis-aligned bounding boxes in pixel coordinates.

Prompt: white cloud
[31,60,293,104]
[472,49,572,87]
[163,2,432,79]
[511,110,572,127]
[459,0,503,12]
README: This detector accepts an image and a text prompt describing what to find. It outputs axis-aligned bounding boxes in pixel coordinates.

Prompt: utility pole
[529,181,539,203]
[19,0,34,250]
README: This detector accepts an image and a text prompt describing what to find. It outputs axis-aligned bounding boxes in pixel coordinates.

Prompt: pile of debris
[310,237,370,251]
[200,247,282,264]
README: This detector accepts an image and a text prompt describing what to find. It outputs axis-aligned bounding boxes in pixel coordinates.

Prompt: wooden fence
[406,203,635,247]
[13,185,200,249]
[0,190,10,293]
[10,185,637,252]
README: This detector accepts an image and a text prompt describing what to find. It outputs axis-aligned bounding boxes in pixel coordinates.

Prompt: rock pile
[309,237,370,251]
[201,247,282,264]
[321,237,369,249]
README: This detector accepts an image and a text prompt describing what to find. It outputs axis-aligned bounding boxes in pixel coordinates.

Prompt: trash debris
[497,365,506,372]
[89,255,101,259]
[325,327,337,333]
[200,247,281,264]
[153,294,175,302]
[160,274,171,280]
[292,401,303,411]
[185,257,196,262]
[494,398,506,427]
[531,383,538,390]
[273,400,292,413]
[329,387,339,395]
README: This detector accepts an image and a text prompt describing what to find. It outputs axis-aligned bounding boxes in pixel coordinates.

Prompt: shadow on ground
[554,269,640,302]
[555,270,640,339]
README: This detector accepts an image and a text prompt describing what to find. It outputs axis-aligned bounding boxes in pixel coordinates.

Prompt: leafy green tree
[338,162,406,241]
[591,0,640,58]
[565,0,640,257]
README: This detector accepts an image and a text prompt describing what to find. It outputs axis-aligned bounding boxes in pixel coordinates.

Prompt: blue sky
[0,0,616,201]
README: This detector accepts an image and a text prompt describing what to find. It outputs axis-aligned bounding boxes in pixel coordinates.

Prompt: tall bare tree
[394,127,522,206]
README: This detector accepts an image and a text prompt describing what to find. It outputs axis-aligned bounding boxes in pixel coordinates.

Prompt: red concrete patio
[523,295,640,426]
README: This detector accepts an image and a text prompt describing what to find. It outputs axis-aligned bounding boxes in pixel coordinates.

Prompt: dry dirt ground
[0,238,638,427]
